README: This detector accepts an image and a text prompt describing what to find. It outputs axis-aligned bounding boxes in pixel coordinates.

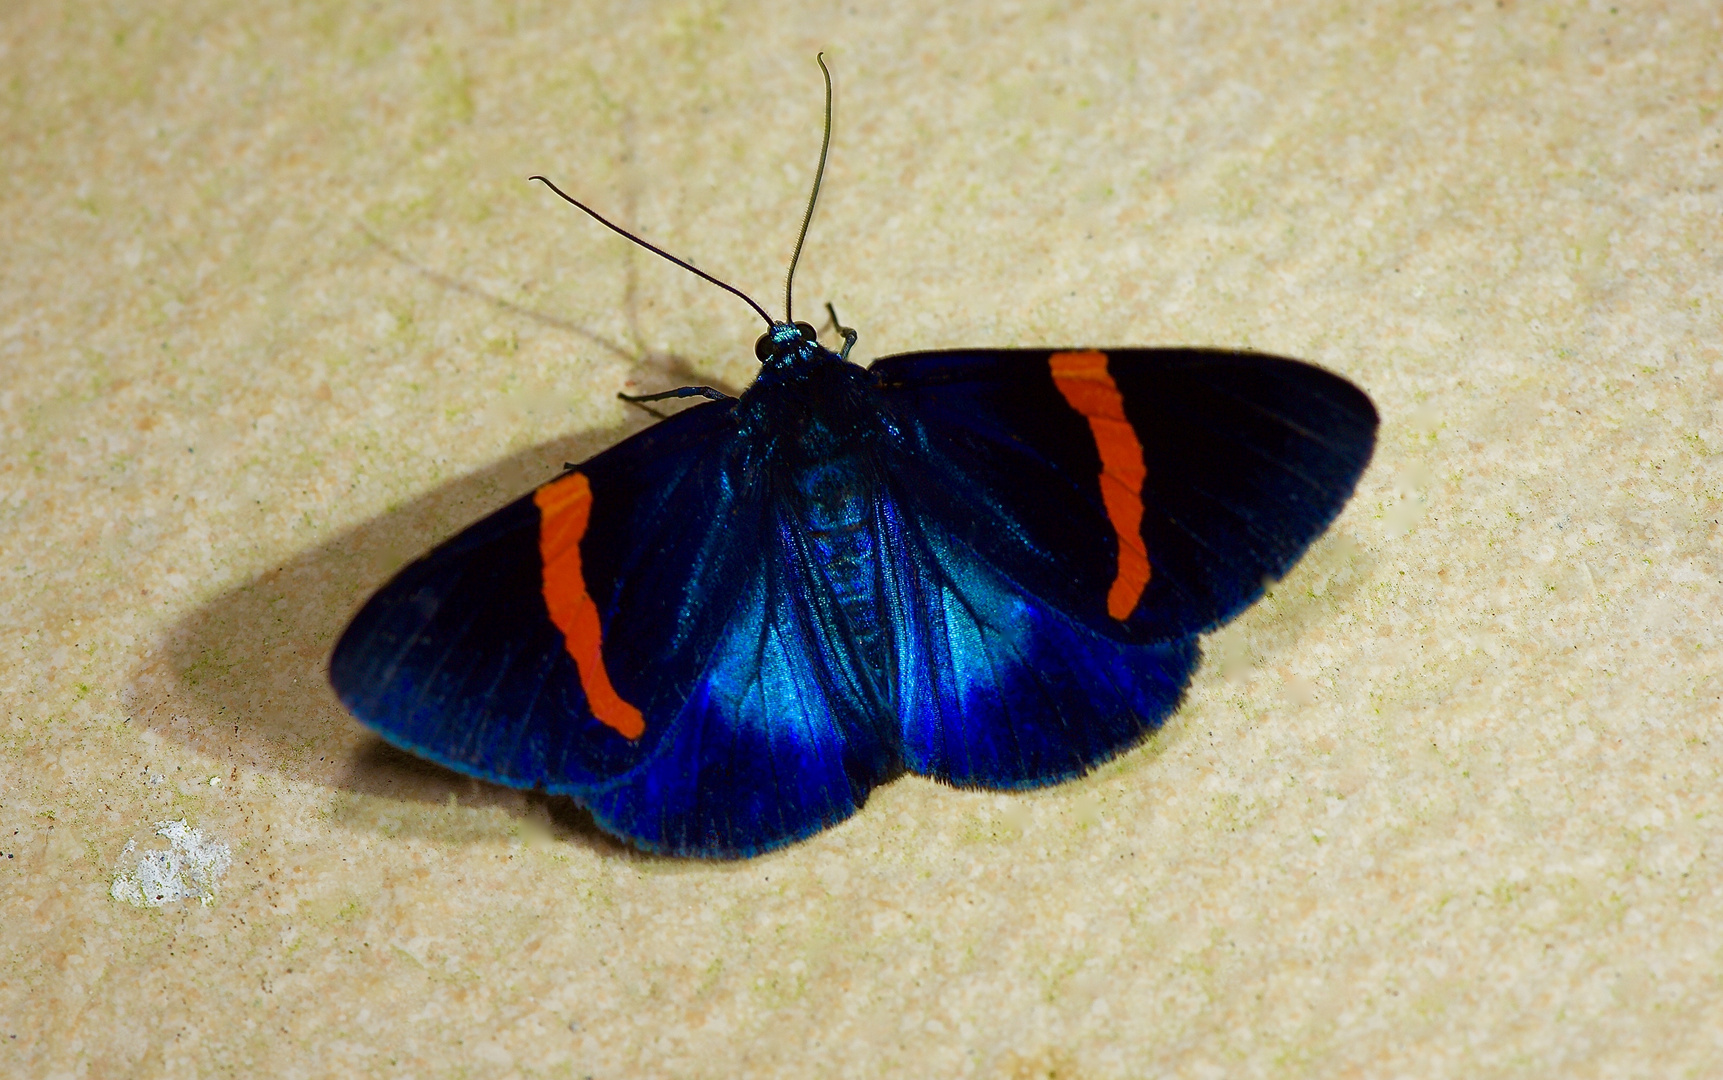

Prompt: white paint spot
[110,819,232,907]
[1393,462,1433,494]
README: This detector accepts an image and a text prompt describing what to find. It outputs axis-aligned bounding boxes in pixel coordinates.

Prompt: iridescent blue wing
[877,492,1202,787]
[330,401,889,857]
[580,532,891,856]
[870,347,1375,786]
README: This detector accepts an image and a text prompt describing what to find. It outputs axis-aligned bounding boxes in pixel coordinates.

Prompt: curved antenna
[783,53,834,324]
[528,174,774,329]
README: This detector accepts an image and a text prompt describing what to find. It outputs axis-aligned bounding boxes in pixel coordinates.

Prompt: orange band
[1049,351,1151,620]
[534,472,646,739]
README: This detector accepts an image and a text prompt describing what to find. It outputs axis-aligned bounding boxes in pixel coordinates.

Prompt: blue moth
[330,58,1377,857]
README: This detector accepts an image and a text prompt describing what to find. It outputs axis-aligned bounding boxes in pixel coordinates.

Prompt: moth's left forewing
[328,488,649,790]
[328,403,751,793]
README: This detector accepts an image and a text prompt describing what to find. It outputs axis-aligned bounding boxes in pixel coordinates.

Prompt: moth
[330,58,1377,857]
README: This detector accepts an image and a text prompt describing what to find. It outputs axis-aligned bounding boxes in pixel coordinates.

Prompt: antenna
[783,53,834,325]
[528,174,774,329]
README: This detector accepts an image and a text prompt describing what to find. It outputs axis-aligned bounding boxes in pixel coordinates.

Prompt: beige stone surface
[4,0,1721,1075]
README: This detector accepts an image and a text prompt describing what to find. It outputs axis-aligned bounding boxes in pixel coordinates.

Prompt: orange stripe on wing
[1049,350,1151,621]
[533,471,646,740]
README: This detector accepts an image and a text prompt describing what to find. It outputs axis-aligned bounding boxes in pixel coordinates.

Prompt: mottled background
[3,1,1720,1076]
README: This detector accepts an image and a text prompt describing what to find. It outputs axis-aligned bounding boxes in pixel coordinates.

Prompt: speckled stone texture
[3,1,1720,1076]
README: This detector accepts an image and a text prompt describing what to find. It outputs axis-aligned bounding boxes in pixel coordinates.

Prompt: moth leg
[824,303,858,361]
[617,385,735,404]
[615,385,733,420]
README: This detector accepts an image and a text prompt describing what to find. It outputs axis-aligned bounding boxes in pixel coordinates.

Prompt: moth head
[755,321,820,361]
